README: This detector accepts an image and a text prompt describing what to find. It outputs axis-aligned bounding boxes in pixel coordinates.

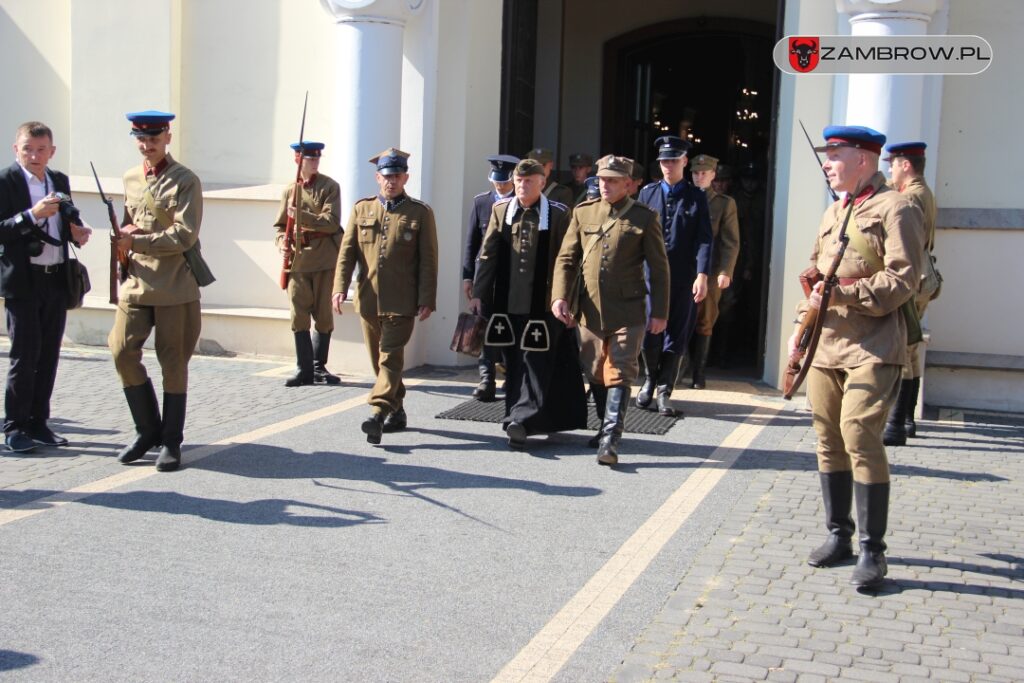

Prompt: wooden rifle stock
[90,162,129,305]
[783,196,856,400]
[279,92,309,290]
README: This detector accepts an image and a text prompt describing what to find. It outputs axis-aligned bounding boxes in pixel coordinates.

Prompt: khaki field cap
[690,154,719,173]
[514,158,546,177]
[596,155,633,178]
[526,147,554,165]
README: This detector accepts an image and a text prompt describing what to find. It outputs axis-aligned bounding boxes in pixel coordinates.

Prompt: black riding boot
[588,384,608,448]
[117,379,162,464]
[905,377,920,437]
[882,380,910,446]
[285,332,315,387]
[807,471,855,567]
[312,333,342,385]
[690,334,712,389]
[597,386,629,466]
[636,348,661,408]
[155,393,187,472]
[655,352,685,417]
[473,356,497,401]
[851,482,890,589]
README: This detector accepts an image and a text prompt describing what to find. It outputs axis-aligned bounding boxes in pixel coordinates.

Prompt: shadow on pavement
[891,555,1024,582]
[872,577,1024,600]
[0,650,39,672]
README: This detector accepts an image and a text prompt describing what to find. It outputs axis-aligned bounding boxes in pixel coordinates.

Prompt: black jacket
[0,162,73,300]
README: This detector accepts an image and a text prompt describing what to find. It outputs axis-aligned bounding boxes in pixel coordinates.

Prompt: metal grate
[435,399,679,435]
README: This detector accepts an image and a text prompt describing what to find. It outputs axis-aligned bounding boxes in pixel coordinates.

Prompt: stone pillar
[836,0,943,148]
[319,0,425,221]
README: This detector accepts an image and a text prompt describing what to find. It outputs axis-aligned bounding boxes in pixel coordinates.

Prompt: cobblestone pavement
[2,338,1022,681]
[613,407,1024,682]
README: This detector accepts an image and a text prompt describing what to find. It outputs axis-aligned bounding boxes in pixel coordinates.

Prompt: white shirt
[21,164,63,266]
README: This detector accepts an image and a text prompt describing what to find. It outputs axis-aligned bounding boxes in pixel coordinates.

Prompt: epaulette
[494,196,514,205]
[641,181,660,191]
[473,190,492,200]
[574,197,600,209]
[548,200,568,211]
[355,195,377,204]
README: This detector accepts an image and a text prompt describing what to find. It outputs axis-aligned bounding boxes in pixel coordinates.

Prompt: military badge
[484,313,515,346]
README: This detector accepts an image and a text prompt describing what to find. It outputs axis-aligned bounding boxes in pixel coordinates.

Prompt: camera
[51,192,82,226]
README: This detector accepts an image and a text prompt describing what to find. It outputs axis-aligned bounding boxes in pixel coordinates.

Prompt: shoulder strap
[845,221,884,273]
[142,185,173,229]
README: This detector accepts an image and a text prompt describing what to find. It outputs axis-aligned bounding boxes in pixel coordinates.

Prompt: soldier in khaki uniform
[526,148,574,208]
[552,155,670,466]
[881,142,937,445]
[109,110,204,472]
[689,154,740,389]
[332,148,438,444]
[789,126,924,589]
[275,141,343,387]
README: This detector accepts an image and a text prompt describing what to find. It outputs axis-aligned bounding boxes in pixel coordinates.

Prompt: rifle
[90,162,129,305]
[783,124,857,399]
[279,91,309,289]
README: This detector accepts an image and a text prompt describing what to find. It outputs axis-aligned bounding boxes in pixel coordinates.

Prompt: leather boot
[690,334,712,389]
[882,379,909,446]
[851,482,890,589]
[905,377,920,437]
[588,384,607,447]
[285,332,315,387]
[382,407,407,433]
[117,379,162,464]
[655,352,684,417]
[473,356,496,401]
[361,411,385,445]
[155,393,187,472]
[312,333,342,385]
[635,348,661,409]
[807,471,855,567]
[597,386,629,466]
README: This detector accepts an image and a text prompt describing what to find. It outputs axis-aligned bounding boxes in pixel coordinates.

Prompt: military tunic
[696,188,740,336]
[552,196,670,386]
[474,197,587,433]
[637,179,713,354]
[898,175,937,379]
[335,194,439,414]
[543,180,575,209]
[274,173,342,334]
[109,155,203,394]
[798,172,925,483]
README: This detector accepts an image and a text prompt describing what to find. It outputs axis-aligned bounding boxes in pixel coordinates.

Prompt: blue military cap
[369,147,410,175]
[654,135,691,161]
[487,154,520,182]
[815,125,886,155]
[883,141,927,162]
[290,141,325,157]
[126,110,175,137]
[584,176,600,200]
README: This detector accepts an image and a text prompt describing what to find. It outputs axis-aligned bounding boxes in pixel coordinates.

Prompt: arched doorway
[602,18,779,379]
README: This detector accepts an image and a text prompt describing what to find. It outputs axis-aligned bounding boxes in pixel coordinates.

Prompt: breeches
[695,281,723,336]
[578,323,645,387]
[903,296,930,379]
[360,314,415,413]
[807,364,901,484]
[288,269,335,334]
[109,300,201,394]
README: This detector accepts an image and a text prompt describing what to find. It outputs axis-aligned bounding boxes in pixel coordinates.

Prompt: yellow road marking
[0,384,422,528]
[492,405,781,683]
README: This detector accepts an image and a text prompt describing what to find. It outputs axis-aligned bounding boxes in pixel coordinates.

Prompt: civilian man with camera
[0,121,92,453]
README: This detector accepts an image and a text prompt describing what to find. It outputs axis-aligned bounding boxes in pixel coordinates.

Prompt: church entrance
[602,17,779,378]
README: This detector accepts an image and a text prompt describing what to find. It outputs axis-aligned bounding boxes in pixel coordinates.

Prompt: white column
[320,0,424,221]
[836,0,943,149]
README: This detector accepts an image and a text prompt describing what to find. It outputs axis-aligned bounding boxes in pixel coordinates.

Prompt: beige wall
[926,0,1022,357]
[0,0,71,169]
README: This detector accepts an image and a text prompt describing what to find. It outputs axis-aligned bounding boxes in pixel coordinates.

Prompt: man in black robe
[470,159,587,450]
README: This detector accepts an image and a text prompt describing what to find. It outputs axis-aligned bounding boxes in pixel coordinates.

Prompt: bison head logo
[789,37,820,73]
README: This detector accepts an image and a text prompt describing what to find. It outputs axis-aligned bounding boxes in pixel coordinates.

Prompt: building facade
[1,0,1019,411]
